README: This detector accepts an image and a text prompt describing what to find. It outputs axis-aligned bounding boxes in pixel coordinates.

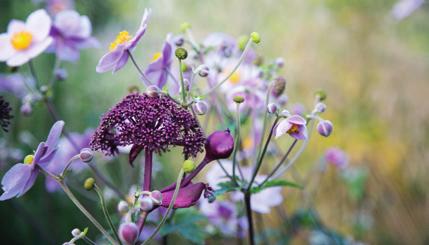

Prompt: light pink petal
[6,52,30,67]
[287,115,306,125]
[7,20,26,35]
[26,9,52,42]
[96,47,124,73]
[25,37,53,59]
[77,16,91,38]
[275,120,292,139]
[0,34,15,61]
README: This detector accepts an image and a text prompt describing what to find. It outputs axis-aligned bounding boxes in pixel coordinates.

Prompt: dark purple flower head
[0,96,13,132]
[90,93,205,164]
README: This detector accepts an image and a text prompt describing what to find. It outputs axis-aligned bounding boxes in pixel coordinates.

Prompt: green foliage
[250,179,302,194]
[214,180,240,196]
[159,208,209,244]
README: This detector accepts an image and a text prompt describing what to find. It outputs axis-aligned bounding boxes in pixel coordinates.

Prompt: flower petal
[275,119,292,138]
[6,52,30,67]
[7,20,26,35]
[0,34,15,61]
[112,52,129,73]
[26,9,52,42]
[287,115,306,125]
[25,37,53,59]
[128,8,151,50]
[43,120,64,158]
[96,47,124,73]
[0,164,32,201]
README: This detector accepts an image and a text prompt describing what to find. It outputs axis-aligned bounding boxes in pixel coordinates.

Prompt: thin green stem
[60,155,80,177]
[94,184,122,245]
[127,50,153,84]
[246,117,280,193]
[203,38,252,96]
[232,103,241,185]
[255,85,272,163]
[178,59,187,105]
[142,169,185,245]
[28,60,40,88]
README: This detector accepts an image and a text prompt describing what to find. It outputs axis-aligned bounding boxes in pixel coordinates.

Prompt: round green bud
[175,47,188,60]
[238,35,249,51]
[250,32,261,44]
[180,22,191,32]
[233,96,245,104]
[314,90,327,102]
[182,159,196,173]
[83,177,95,191]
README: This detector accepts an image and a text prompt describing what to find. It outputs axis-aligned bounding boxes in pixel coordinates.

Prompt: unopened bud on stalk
[314,90,327,102]
[174,36,185,46]
[20,102,32,116]
[314,102,327,113]
[238,35,249,51]
[183,159,196,173]
[250,32,261,44]
[83,178,95,191]
[151,190,162,205]
[272,77,286,98]
[79,148,93,163]
[119,222,139,245]
[233,96,244,104]
[117,201,129,214]
[146,85,160,97]
[205,130,234,160]
[275,57,285,68]
[140,196,154,211]
[317,120,333,137]
[193,100,209,115]
[175,47,188,60]
[197,65,210,77]
[267,103,278,114]
[71,228,81,237]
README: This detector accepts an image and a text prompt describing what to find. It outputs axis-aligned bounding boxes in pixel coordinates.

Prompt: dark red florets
[90,93,205,159]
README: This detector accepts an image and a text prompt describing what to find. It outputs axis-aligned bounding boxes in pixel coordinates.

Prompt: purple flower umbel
[0,121,64,200]
[0,96,13,132]
[90,92,205,165]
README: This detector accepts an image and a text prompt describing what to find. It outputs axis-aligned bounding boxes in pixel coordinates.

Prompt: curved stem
[246,117,280,192]
[60,155,80,177]
[142,169,185,245]
[127,50,153,85]
[244,192,255,245]
[203,38,252,96]
[94,185,122,245]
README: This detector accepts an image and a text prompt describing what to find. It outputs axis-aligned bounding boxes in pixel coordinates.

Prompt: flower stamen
[11,31,33,50]
[109,31,132,51]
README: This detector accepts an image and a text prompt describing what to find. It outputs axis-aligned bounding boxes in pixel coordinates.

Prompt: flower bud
[55,68,68,81]
[79,148,93,163]
[146,85,160,97]
[183,159,196,173]
[271,77,286,98]
[317,120,333,137]
[233,96,244,104]
[83,177,95,191]
[128,85,140,93]
[119,222,139,245]
[139,196,154,211]
[277,95,288,107]
[280,109,290,117]
[117,200,129,214]
[20,102,32,116]
[174,36,185,46]
[208,194,216,203]
[180,22,191,32]
[238,35,249,51]
[267,103,278,114]
[205,130,234,160]
[71,228,81,237]
[314,90,327,102]
[250,32,261,44]
[275,57,284,68]
[314,102,326,113]
[197,65,210,77]
[193,100,209,115]
[151,190,162,205]
[175,47,188,60]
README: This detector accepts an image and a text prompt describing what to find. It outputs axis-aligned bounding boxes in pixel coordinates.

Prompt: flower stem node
[267,103,278,114]
[119,222,139,245]
[183,159,196,173]
[175,47,188,60]
[139,196,154,211]
[83,177,95,191]
[238,35,249,51]
[79,148,93,163]
[315,90,327,102]
[233,95,245,104]
[117,200,129,214]
[250,32,261,44]
[180,22,191,33]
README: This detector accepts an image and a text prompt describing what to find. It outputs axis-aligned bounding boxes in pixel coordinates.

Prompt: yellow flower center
[151,52,162,62]
[24,154,35,165]
[243,136,253,150]
[11,31,33,50]
[229,71,241,84]
[288,124,300,134]
[109,31,132,51]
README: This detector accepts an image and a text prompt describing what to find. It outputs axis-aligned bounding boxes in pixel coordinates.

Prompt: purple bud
[55,68,68,81]
[197,65,210,77]
[275,57,285,68]
[140,195,154,211]
[193,100,209,115]
[277,94,288,107]
[317,120,333,137]
[205,130,234,160]
[174,36,185,46]
[117,200,129,214]
[151,190,162,205]
[267,103,278,114]
[314,102,326,113]
[272,77,286,98]
[79,148,93,163]
[119,222,139,245]
[20,102,32,116]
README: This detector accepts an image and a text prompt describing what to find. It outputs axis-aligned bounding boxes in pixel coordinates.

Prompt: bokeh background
[0,0,428,244]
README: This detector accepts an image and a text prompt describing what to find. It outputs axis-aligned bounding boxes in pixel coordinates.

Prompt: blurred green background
[0,0,428,244]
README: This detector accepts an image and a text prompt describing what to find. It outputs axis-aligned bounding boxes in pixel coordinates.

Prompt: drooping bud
[83,177,95,191]
[193,100,209,115]
[71,228,81,237]
[233,95,244,104]
[272,77,286,98]
[205,130,234,160]
[238,35,249,51]
[314,102,327,113]
[146,85,160,97]
[117,200,129,214]
[197,65,210,77]
[267,103,278,114]
[250,32,261,44]
[314,90,327,102]
[317,120,333,137]
[175,47,188,60]
[183,159,196,173]
[139,196,154,212]
[119,222,139,245]
[79,148,93,163]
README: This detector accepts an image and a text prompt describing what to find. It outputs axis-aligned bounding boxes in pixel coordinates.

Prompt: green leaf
[214,180,240,196]
[250,179,302,194]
